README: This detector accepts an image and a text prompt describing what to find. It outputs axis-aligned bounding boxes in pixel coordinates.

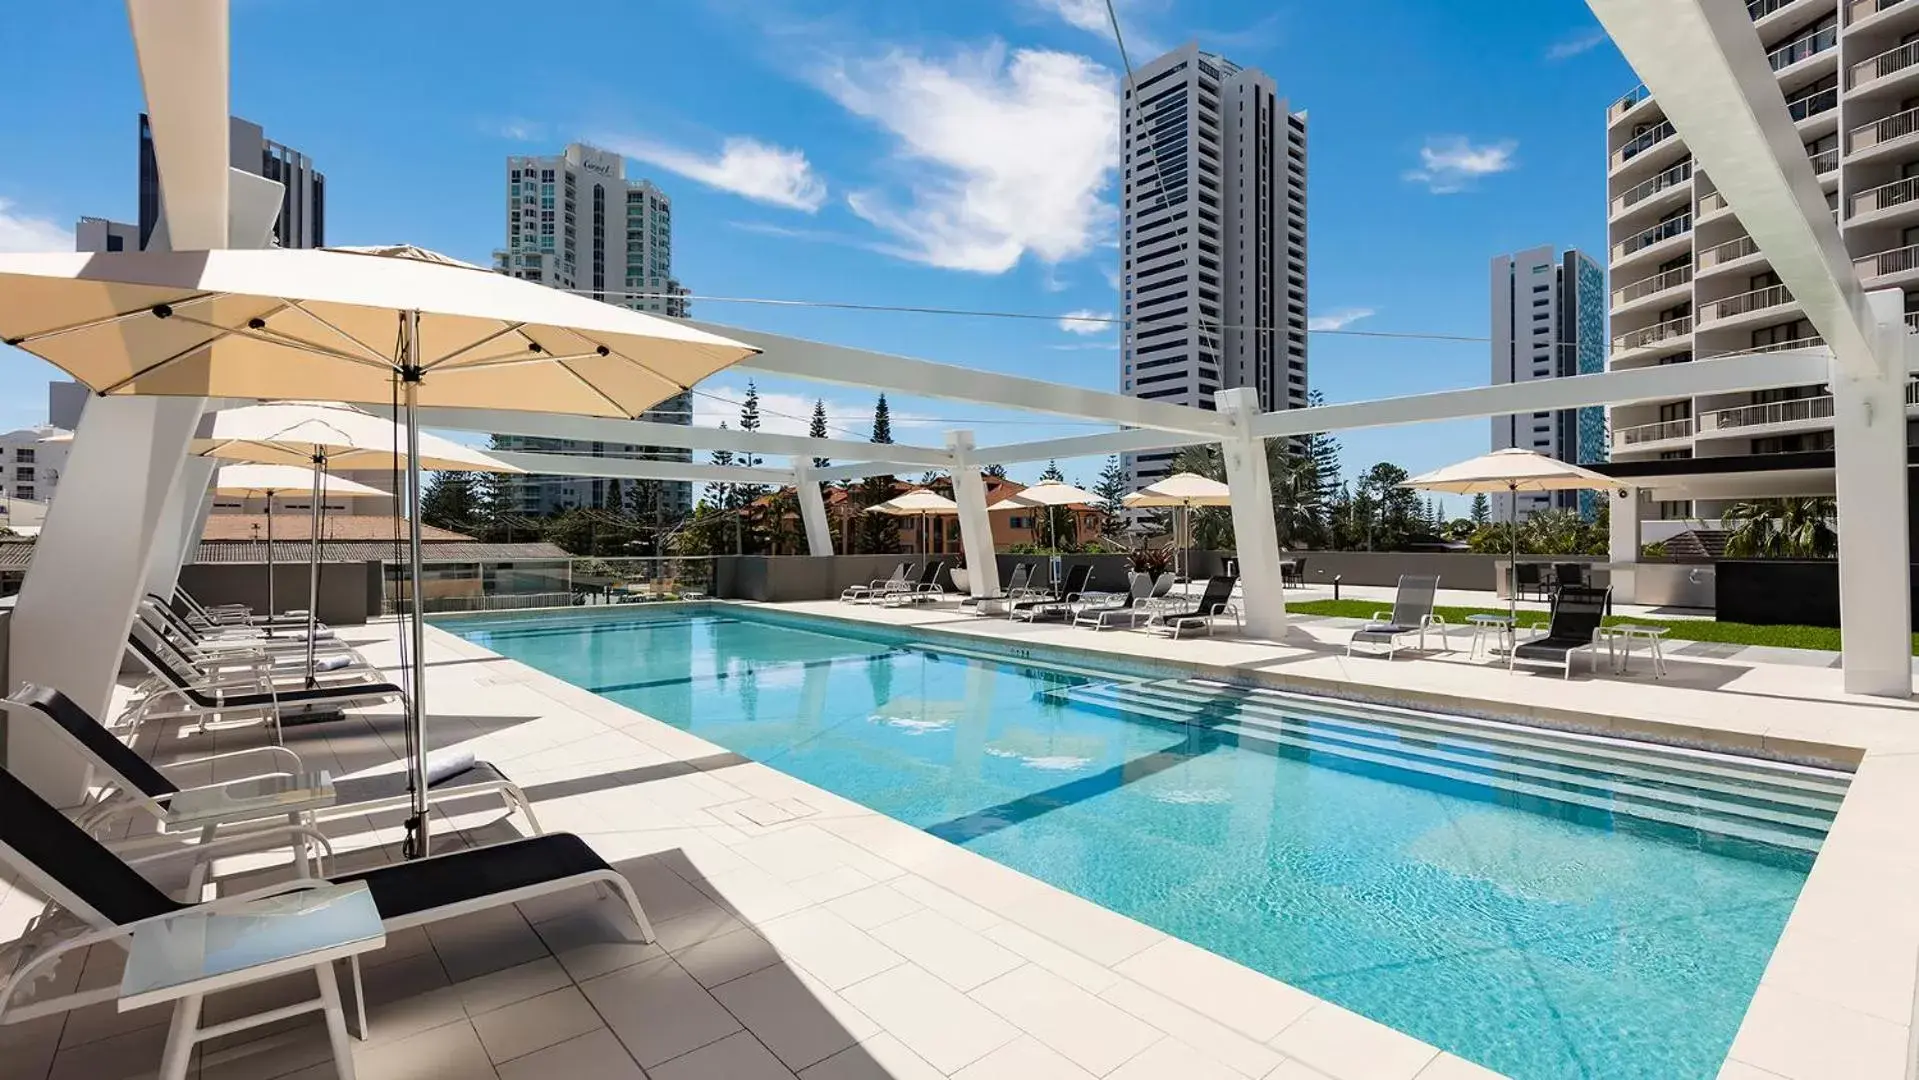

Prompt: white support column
[1608,487,1644,606]
[794,464,834,557]
[142,454,217,600]
[946,431,1002,599]
[1832,288,1913,697]
[1215,388,1286,639]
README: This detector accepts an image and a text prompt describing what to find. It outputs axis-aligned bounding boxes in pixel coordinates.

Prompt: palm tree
[1723,497,1837,558]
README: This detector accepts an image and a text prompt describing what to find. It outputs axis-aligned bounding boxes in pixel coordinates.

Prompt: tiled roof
[189,540,571,564]
[0,540,33,571]
[202,514,471,542]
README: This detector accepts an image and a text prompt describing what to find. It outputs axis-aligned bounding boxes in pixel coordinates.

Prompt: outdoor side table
[1602,624,1669,677]
[121,882,384,1080]
[162,771,337,831]
[1465,614,1514,660]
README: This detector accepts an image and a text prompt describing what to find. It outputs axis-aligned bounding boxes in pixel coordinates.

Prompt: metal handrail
[1614,265,1694,306]
[1613,315,1694,352]
[1767,24,1838,72]
[1810,146,1839,174]
[1701,395,1834,432]
[1854,243,1919,278]
[1613,121,1678,169]
[1851,105,1919,151]
[1848,0,1908,24]
[1613,418,1695,447]
[1614,214,1692,259]
[1698,189,1730,216]
[1849,175,1919,218]
[382,555,719,615]
[1610,84,1653,120]
[1699,283,1795,322]
[1699,234,1760,267]
[1786,84,1839,122]
[1851,38,1919,86]
[1613,161,1693,214]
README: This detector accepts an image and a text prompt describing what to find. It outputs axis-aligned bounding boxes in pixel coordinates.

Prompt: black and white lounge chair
[174,586,321,632]
[1009,564,1092,622]
[1510,585,1611,679]
[0,761,651,1054]
[137,604,366,678]
[883,560,946,605]
[1073,571,1154,630]
[1142,574,1240,638]
[842,563,909,604]
[5,686,543,847]
[1347,574,1448,659]
[125,633,404,736]
[145,594,340,648]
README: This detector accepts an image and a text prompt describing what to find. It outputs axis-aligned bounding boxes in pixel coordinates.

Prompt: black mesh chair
[1514,563,1547,601]
[1510,586,1611,679]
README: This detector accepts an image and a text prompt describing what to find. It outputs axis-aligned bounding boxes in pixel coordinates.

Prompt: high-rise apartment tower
[1118,42,1309,487]
[139,114,324,250]
[1490,246,1607,520]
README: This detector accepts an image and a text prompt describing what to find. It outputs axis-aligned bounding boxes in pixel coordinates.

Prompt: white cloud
[602,135,827,212]
[817,43,1120,273]
[495,118,545,142]
[1030,0,1162,56]
[1058,309,1114,334]
[1545,28,1608,61]
[1307,307,1376,332]
[0,198,68,252]
[1402,136,1517,194]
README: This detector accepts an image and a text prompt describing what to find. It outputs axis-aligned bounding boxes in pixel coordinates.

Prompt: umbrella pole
[1509,480,1519,627]
[304,449,324,686]
[264,493,275,636]
[402,314,432,860]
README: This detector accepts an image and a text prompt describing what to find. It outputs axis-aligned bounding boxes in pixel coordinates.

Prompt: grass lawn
[1282,598,1918,654]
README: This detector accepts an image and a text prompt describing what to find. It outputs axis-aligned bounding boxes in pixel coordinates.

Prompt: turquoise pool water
[442,606,1828,1080]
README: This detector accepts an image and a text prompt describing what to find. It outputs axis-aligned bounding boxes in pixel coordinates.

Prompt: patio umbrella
[1402,448,1622,623]
[0,245,758,858]
[866,488,959,556]
[1122,472,1231,587]
[990,481,1101,585]
[210,463,387,633]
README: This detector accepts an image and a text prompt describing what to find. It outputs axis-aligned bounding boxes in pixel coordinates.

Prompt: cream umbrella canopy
[1122,472,1232,589]
[211,463,388,633]
[0,246,759,859]
[867,489,960,556]
[1402,448,1622,623]
[990,481,1102,582]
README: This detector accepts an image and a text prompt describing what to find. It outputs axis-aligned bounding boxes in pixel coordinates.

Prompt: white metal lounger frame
[841,563,909,603]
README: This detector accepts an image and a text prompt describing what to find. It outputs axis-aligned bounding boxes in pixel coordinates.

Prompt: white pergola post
[794,463,834,557]
[946,431,1002,600]
[1215,389,1286,639]
[1608,487,1644,606]
[1832,288,1913,697]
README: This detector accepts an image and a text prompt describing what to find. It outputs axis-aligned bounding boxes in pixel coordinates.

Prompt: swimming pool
[440,604,1843,1080]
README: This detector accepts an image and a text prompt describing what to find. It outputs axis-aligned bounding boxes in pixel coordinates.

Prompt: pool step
[1052,680,1844,852]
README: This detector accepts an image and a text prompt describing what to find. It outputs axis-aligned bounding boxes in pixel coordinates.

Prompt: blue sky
[0,0,1637,504]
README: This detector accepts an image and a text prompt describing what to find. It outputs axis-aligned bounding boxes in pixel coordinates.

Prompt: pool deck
[3,596,1911,1080]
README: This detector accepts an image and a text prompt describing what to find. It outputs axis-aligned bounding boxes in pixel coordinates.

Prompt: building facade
[492,144,694,519]
[0,425,70,508]
[73,216,139,253]
[1490,246,1607,520]
[1605,0,1919,525]
[139,114,324,249]
[1118,42,1309,488]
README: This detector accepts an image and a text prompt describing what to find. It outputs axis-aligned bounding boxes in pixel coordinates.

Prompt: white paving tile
[822,883,924,931]
[470,986,604,1065]
[839,964,1020,1074]
[757,907,906,990]
[797,1033,944,1080]
[580,954,742,1067]
[494,1028,645,1080]
[950,1035,1100,1080]
[980,922,1120,995]
[675,926,783,989]
[870,909,1024,991]
[1107,1038,1244,1080]
[1099,977,1287,1078]
[969,964,1164,1076]
[1267,1004,1439,1080]
[649,1030,797,1080]
[1115,939,1317,1043]
[711,963,880,1071]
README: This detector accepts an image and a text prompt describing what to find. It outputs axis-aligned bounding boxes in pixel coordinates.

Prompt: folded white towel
[426,749,477,784]
[314,654,354,673]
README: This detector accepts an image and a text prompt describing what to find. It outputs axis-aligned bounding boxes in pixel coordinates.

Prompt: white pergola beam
[401,405,955,469]
[810,459,926,483]
[692,320,1233,437]
[1587,0,1882,376]
[975,427,1209,466]
[1252,350,1830,438]
[485,450,793,486]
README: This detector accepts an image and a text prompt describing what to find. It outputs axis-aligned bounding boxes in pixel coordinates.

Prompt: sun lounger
[883,561,946,605]
[1141,574,1239,638]
[842,563,909,604]
[1347,574,1448,659]
[1009,564,1092,622]
[1510,585,1610,678]
[125,633,404,737]
[1073,572,1154,630]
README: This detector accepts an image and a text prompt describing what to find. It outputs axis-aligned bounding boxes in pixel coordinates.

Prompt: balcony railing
[1699,233,1760,267]
[1614,264,1694,307]
[1768,24,1839,71]
[1854,242,1919,278]
[1610,84,1653,121]
[1613,314,1695,353]
[1908,311,1919,331]
[1613,161,1693,214]
[1699,283,1796,322]
[1614,214,1693,260]
[1848,0,1909,25]
[1698,189,1730,216]
[385,556,719,615]
[1750,0,1802,17]
[1786,84,1840,122]
[1613,121,1678,169]
[1852,39,1919,86]
[1613,418,1695,448]
[1849,175,1919,218]
[1850,105,1919,151]
[1704,335,1828,359]
[1700,395,1835,432]
[1811,145,1840,174]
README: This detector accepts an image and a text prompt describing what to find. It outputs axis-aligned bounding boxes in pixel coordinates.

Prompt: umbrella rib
[281,301,403,366]
[100,326,244,394]
[431,349,608,373]
[7,292,222,346]
[553,356,636,417]
[417,323,531,371]
[169,311,398,371]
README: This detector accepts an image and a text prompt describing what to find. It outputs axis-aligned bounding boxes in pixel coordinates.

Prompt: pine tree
[1039,460,1065,482]
[870,394,894,444]
[421,471,480,535]
[982,463,1007,478]
[706,422,735,508]
[808,399,831,469]
[1470,492,1491,526]
[857,394,898,552]
[1092,456,1129,543]
[733,383,767,552]
[1300,390,1342,545]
